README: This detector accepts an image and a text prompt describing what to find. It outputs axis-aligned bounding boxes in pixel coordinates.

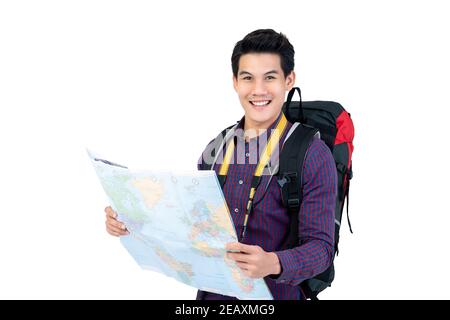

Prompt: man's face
[233,53,295,130]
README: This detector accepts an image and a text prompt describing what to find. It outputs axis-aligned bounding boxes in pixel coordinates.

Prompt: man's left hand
[225,242,281,278]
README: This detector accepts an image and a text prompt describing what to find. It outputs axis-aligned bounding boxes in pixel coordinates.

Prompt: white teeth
[251,100,270,106]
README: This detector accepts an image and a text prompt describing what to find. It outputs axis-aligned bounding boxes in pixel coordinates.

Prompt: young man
[195,29,337,300]
[105,29,337,300]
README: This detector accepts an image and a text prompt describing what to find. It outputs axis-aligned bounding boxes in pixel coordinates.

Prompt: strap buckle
[277,171,297,187]
[285,172,299,208]
[284,171,297,181]
[287,198,300,207]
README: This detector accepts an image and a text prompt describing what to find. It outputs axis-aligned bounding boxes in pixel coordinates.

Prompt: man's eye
[266,76,276,80]
[242,76,252,80]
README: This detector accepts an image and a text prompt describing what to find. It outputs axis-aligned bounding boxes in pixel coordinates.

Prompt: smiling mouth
[250,100,272,106]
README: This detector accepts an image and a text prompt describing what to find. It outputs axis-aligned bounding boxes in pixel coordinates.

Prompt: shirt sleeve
[273,137,337,286]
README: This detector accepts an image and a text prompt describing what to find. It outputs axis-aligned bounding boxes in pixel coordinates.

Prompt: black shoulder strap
[200,122,239,174]
[278,123,318,249]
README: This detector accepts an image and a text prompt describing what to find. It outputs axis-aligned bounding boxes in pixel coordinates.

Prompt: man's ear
[285,71,296,90]
[233,75,238,91]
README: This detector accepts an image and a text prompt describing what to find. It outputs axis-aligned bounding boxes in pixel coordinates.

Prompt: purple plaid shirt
[196,114,337,300]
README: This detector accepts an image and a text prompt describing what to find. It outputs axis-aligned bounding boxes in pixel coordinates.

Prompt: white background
[1,0,449,299]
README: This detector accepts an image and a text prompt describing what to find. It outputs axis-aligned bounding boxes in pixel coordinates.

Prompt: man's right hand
[105,206,129,237]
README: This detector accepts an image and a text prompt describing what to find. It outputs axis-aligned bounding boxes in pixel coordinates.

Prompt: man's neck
[243,115,280,142]
[243,125,267,142]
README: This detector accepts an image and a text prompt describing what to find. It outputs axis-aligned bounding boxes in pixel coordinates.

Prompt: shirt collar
[234,112,285,143]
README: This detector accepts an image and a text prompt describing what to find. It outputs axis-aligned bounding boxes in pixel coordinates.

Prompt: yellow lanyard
[218,113,288,240]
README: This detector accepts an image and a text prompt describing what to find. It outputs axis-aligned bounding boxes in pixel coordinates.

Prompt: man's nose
[251,78,269,96]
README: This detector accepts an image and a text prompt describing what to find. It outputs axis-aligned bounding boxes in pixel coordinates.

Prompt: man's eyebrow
[238,70,279,76]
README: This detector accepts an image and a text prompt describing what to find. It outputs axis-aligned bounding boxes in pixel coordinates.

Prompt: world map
[88,150,273,299]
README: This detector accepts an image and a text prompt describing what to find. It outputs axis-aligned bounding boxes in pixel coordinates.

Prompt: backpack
[199,87,354,300]
[279,87,355,300]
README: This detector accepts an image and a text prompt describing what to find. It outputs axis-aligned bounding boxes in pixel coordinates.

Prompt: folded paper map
[87,149,273,300]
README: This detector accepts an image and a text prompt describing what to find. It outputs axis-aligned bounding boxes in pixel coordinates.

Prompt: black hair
[231,29,295,78]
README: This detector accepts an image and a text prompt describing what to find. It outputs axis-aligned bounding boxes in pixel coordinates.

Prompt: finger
[226,242,256,254]
[234,261,249,270]
[106,217,126,230]
[106,222,129,235]
[104,206,112,215]
[225,242,243,252]
[106,221,128,232]
[107,218,127,230]
[238,243,258,254]
[107,227,129,236]
[227,252,251,263]
[105,206,117,218]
